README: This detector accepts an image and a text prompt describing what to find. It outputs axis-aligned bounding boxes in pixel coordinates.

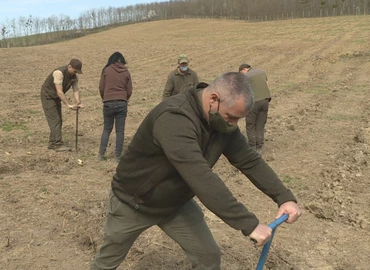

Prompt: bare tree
[1,26,10,47]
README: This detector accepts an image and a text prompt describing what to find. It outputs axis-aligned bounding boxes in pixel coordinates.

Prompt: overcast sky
[0,0,165,22]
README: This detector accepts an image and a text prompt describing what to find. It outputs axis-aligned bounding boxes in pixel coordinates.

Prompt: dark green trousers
[41,93,63,147]
[245,98,270,149]
[91,191,221,270]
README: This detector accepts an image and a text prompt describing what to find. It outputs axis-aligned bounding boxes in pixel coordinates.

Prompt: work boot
[48,144,57,150]
[55,145,72,152]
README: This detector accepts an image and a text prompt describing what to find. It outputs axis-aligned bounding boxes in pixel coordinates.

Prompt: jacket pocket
[134,163,168,201]
[108,190,121,215]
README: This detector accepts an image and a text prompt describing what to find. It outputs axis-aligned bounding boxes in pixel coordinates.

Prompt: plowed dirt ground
[1,17,370,269]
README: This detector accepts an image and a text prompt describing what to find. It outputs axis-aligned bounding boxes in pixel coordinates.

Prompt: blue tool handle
[268,214,289,230]
[256,214,289,270]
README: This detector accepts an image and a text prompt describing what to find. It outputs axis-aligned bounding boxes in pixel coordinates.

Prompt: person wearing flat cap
[162,53,199,99]
[40,58,84,152]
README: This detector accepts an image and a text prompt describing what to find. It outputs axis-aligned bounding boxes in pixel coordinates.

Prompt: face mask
[208,101,238,133]
[180,66,188,72]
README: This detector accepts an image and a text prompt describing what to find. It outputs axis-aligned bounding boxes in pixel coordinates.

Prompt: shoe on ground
[98,155,105,161]
[115,156,120,163]
[55,145,72,152]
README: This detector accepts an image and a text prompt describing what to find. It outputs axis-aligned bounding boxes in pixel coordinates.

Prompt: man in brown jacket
[91,72,301,270]
[162,53,199,99]
[40,59,84,152]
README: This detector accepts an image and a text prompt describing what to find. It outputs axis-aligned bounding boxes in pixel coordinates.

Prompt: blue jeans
[99,100,128,158]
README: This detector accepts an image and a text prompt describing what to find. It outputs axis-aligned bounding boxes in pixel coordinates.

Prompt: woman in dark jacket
[98,52,132,162]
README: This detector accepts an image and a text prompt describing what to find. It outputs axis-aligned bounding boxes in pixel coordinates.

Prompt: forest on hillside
[1,0,369,47]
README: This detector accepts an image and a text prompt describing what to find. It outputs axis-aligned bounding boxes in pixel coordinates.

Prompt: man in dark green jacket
[162,53,199,99]
[239,63,271,155]
[40,59,84,151]
[91,72,301,270]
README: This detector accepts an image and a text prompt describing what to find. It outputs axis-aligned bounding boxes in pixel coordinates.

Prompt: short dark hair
[239,63,251,72]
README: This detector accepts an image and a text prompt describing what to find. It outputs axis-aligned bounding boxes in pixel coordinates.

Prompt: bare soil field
[1,17,370,270]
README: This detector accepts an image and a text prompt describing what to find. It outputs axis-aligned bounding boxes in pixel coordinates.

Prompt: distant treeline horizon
[1,0,369,47]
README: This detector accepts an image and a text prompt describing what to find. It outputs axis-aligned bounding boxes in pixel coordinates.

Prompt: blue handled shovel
[256,214,289,270]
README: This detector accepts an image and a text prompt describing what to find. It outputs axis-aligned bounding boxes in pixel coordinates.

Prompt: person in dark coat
[91,72,301,270]
[40,58,84,152]
[162,53,199,99]
[239,63,271,156]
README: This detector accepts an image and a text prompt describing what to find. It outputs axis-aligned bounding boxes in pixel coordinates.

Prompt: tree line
[1,0,369,47]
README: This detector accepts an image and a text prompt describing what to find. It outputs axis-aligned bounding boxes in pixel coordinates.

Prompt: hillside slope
[1,17,370,269]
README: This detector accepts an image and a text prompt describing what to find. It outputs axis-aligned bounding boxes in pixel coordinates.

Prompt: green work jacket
[113,85,296,235]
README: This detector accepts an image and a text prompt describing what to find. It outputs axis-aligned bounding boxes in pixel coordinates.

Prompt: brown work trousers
[245,98,270,149]
[40,93,63,147]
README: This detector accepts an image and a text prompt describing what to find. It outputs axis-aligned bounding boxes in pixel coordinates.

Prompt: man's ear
[209,92,220,105]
